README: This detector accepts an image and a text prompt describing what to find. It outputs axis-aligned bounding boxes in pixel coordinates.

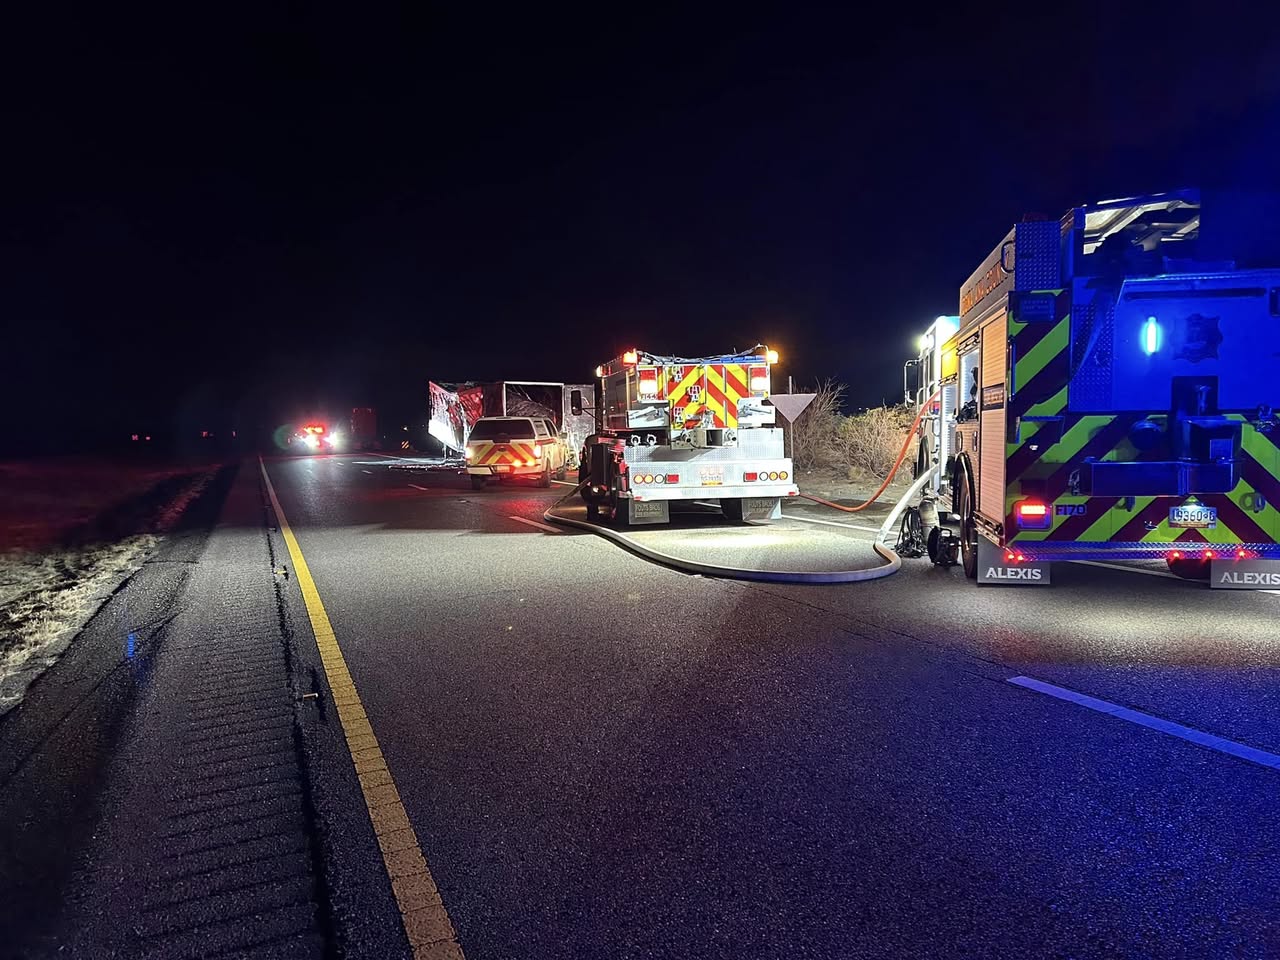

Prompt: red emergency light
[637,366,659,397]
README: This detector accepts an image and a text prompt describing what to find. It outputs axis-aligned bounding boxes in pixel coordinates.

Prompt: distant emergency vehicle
[906,188,1279,584]
[293,423,337,453]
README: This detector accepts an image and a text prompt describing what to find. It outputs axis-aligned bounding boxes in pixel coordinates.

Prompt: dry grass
[834,404,918,480]
[0,468,213,714]
[786,380,845,470]
[0,537,157,712]
[787,381,918,482]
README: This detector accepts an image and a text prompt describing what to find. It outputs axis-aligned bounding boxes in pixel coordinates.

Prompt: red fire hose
[799,391,939,513]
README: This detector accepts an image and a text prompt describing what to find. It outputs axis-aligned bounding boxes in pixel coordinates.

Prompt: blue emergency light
[1142,316,1161,355]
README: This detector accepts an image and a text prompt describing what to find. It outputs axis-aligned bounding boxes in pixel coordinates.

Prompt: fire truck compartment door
[1076,272,1280,411]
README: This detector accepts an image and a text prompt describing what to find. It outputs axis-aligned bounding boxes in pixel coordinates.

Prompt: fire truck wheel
[470,476,487,491]
[1166,556,1211,580]
[610,498,630,528]
[956,478,978,579]
[721,498,746,524]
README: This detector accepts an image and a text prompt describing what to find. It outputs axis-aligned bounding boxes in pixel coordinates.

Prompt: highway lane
[267,452,1280,959]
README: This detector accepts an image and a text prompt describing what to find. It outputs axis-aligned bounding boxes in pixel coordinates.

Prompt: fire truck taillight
[744,472,757,482]
[1014,500,1051,530]
[665,474,680,484]
[637,367,659,397]
[532,443,542,458]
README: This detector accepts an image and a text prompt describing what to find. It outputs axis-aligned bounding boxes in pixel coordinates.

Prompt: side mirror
[570,389,583,415]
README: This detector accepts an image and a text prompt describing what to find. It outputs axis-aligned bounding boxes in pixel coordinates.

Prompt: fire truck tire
[470,476,488,491]
[956,474,978,579]
[610,497,630,529]
[721,498,746,524]
[1166,556,1211,580]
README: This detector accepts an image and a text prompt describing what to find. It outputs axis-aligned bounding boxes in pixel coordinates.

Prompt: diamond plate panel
[1014,220,1061,290]
[1069,280,1115,410]
[624,428,786,465]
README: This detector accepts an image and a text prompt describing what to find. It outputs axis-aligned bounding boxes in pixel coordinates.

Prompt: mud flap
[627,499,670,525]
[977,538,1051,585]
[740,497,782,521]
[1210,558,1280,589]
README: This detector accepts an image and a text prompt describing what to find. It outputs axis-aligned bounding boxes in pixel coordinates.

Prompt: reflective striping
[1008,675,1280,772]
[666,363,751,430]
[1011,315,1069,394]
[259,459,466,960]
[472,440,538,467]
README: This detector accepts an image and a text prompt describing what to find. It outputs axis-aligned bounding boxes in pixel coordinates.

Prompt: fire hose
[543,478,901,583]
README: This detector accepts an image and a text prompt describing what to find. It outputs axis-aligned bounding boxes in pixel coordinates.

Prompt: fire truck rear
[908,188,1280,584]
[574,347,797,524]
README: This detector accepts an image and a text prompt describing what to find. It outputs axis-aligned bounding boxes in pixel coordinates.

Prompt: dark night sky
[6,3,1280,450]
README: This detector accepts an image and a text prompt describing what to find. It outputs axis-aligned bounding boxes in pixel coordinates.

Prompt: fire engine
[294,422,338,453]
[573,346,798,524]
[906,187,1280,583]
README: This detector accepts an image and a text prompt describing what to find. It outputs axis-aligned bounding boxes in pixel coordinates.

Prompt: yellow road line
[259,458,465,960]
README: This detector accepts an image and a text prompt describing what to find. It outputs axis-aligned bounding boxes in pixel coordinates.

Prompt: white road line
[407,483,429,491]
[509,515,561,534]
[785,514,883,535]
[1008,675,1280,772]
[362,469,373,474]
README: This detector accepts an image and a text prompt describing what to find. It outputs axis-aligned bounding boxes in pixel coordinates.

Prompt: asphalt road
[259,452,1280,959]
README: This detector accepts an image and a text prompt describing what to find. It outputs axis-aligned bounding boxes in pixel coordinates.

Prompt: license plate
[1170,504,1216,529]
[494,465,511,473]
[701,479,723,486]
